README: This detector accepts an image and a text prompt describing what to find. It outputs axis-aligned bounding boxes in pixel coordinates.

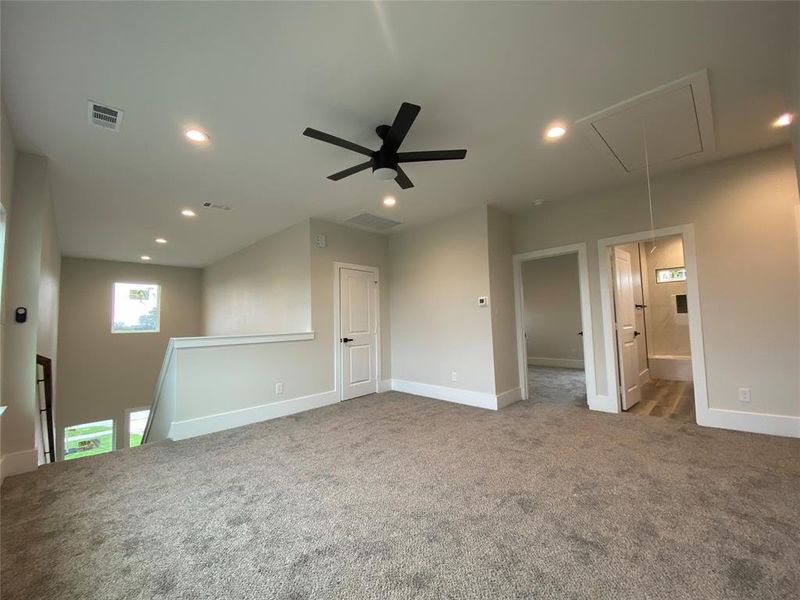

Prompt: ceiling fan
[303,102,467,189]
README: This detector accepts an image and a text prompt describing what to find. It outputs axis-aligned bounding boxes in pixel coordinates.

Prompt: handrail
[141,331,315,444]
[36,354,56,463]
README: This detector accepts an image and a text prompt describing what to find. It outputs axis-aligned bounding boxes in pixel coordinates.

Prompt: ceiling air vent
[345,212,401,231]
[88,101,123,131]
[202,202,232,211]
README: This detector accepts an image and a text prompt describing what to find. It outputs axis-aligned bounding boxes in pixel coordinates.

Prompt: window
[127,408,150,447]
[112,282,160,333]
[655,267,686,283]
[64,419,114,460]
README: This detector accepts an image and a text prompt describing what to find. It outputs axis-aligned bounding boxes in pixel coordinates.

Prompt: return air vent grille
[88,101,123,131]
[202,202,233,211]
[345,212,401,231]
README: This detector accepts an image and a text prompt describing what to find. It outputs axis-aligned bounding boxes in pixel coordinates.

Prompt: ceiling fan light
[373,167,398,181]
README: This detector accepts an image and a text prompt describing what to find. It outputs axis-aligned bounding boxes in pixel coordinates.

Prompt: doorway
[334,263,381,401]
[600,226,708,423]
[513,244,597,408]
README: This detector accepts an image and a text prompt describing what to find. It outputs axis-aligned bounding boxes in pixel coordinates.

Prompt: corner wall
[510,146,800,420]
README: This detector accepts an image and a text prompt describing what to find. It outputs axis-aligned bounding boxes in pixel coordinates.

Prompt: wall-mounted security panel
[478,296,488,307]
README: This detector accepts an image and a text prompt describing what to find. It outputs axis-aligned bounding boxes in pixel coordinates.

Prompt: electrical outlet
[451,371,458,382]
[738,387,751,403]
[275,382,284,395]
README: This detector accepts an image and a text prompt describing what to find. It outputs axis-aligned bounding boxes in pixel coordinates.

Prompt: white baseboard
[0,448,38,484]
[527,357,584,369]
[377,379,392,393]
[390,379,498,410]
[168,390,339,440]
[497,387,523,409]
[648,355,693,381]
[698,407,800,438]
[588,394,618,413]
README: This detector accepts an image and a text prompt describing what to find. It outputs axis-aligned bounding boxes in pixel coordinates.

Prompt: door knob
[341,337,353,343]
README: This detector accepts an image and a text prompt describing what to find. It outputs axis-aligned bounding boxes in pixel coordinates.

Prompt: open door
[612,247,642,410]
[339,266,379,400]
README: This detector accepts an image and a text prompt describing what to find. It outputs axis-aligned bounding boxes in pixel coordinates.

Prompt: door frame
[333,262,381,401]
[598,224,709,421]
[513,243,598,406]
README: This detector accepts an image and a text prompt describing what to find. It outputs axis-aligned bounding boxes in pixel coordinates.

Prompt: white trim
[701,408,800,439]
[513,243,598,407]
[598,224,710,423]
[1,448,39,483]
[142,339,176,443]
[333,262,381,402]
[168,390,339,440]
[587,394,617,413]
[390,379,498,410]
[527,357,585,369]
[496,387,523,409]
[173,331,314,349]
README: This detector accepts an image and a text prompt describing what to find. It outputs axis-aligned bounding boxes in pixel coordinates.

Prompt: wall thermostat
[15,307,27,323]
[478,296,488,307]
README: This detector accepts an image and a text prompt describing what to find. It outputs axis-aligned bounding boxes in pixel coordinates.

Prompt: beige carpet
[2,390,799,599]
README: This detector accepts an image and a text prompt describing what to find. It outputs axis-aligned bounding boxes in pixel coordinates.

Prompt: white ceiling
[1,2,797,267]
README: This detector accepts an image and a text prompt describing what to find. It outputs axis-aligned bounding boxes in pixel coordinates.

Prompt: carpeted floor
[2,391,799,600]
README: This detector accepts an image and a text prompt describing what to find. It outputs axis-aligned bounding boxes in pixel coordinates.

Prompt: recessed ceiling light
[155,237,167,244]
[383,195,396,207]
[185,129,209,143]
[545,124,567,140]
[773,113,794,128]
[140,255,151,261]
[181,209,196,217]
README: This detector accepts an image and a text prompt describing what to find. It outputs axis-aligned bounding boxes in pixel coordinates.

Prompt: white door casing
[339,267,378,400]
[612,247,642,410]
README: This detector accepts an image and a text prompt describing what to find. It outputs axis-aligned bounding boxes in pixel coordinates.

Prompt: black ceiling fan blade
[398,149,467,163]
[383,102,421,153]
[327,161,372,181]
[303,128,374,157]
[394,166,414,189]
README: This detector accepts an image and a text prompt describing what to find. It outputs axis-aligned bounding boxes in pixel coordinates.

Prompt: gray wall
[510,146,800,416]
[56,258,202,457]
[521,254,583,367]
[389,206,496,394]
[203,220,311,336]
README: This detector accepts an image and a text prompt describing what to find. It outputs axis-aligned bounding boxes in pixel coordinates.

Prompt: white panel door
[613,248,642,410]
[340,267,378,400]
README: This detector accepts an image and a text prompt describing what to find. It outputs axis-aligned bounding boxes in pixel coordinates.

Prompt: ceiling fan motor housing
[372,150,399,180]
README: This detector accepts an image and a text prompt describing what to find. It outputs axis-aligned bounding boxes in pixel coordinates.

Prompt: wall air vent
[201,202,232,211]
[345,212,401,231]
[88,101,123,131]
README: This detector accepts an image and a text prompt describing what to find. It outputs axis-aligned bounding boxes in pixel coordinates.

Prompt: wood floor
[627,378,695,423]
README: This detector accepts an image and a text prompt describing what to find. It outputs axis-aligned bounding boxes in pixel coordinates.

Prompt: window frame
[63,417,116,460]
[124,406,151,448]
[655,266,687,284]
[111,281,162,334]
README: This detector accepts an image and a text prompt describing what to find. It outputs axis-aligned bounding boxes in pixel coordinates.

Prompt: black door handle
[578,331,583,336]
[635,304,647,309]
[341,337,353,343]
[633,331,641,337]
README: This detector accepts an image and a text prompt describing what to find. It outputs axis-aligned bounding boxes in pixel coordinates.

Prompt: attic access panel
[576,70,715,173]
